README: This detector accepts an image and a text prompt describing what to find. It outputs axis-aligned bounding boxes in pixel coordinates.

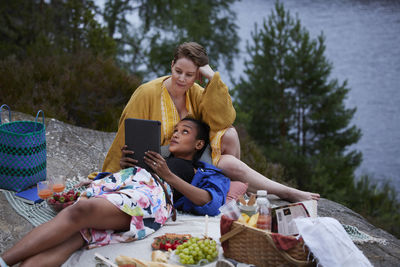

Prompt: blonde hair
[173,42,209,67]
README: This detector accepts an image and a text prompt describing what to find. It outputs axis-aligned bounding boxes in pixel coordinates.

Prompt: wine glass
[51,176,66,193]
[37,181,53,200]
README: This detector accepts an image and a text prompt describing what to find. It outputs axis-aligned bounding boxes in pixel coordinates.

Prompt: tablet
[124,118,161,171]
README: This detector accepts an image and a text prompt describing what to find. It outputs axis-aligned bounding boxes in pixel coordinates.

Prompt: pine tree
[234,1,362,199]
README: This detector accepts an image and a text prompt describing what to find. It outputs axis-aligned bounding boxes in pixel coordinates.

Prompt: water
[94,0,400,196]
[222,0,400,195]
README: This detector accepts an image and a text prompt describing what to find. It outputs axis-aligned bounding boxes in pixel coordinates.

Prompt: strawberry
[164,242,172,251]
[53,194,59,201]
[48,198,56,204]
[68,189,75,194]
[159,241,165,250]
[69,195,75,202]
[58,196,65,203]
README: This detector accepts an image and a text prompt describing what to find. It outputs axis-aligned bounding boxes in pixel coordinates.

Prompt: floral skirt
[80,167,172,249]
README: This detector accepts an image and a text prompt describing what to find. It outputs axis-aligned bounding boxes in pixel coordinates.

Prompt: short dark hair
[181,117,210,162]
[173,42,209,67]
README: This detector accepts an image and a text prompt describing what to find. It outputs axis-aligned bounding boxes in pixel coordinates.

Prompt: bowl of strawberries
[46,189,81,212]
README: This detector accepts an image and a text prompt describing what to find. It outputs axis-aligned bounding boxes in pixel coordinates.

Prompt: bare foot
[283,188,320,203]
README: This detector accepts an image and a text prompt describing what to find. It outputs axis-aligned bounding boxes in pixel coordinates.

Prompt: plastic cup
[219,200,241,220]
[37,181,53,199]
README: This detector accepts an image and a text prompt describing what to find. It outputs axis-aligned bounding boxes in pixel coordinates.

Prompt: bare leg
[218,128,320,202]
[221,127,241,159]
[20,233,84,267]
[1,197,131,266]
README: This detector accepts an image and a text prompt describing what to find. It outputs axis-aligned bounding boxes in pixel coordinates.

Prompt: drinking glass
[51,176,66,193]
[37,181,53,199]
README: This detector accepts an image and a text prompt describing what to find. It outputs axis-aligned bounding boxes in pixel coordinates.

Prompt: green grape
[175,237,219,265]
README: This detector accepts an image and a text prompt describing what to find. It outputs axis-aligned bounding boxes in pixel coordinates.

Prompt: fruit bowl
[46,189,81,212]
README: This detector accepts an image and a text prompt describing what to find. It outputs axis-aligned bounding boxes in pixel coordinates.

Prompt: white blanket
[62,213,224,267]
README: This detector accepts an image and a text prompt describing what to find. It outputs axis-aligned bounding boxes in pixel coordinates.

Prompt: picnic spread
[2,183,380,267]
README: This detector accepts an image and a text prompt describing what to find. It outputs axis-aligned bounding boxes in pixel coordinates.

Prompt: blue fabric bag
[0,104,47,192]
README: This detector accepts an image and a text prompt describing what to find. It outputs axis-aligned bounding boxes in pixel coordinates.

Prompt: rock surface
[1,112,400,266]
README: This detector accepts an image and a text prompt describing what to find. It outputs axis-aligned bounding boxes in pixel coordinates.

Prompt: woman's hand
[75,179,92,188]
[120,145,138,169]
[144,151,174,180]
[145,151,212,206]
[198,64,215,82]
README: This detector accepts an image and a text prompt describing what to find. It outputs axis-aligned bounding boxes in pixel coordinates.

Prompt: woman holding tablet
[1,118,229,267]
[103,42,319,202]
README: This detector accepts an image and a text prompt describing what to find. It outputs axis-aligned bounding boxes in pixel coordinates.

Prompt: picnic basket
[0,105,47,192]
[220,217,313,267]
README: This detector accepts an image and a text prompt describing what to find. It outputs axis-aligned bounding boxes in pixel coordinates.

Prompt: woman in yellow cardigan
[103,42,319,202]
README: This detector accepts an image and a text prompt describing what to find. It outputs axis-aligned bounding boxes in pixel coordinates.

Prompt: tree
[101,0,240,78]
[0,0,116,59]
[234,1,362,199]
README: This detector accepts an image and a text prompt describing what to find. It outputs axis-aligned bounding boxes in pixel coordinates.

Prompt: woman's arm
[144,151,212,206]
[191,69,236,132]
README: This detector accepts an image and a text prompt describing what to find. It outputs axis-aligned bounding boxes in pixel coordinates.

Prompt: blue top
[173,161,230,216]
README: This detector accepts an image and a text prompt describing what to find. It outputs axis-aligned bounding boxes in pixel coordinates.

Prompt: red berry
[164,242,172,251]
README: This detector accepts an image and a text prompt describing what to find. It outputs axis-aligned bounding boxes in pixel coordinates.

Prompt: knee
[221,127,241,158]
[63,199,95,224]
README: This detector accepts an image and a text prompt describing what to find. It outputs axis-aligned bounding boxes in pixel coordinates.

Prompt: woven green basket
[0,104,47,192]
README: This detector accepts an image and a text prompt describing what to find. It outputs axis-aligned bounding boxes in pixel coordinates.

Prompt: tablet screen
[124,118,161,171]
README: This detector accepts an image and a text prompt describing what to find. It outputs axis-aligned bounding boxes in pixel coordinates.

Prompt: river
[219,0,400,196]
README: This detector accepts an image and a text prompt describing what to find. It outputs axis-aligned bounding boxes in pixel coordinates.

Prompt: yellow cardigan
[102,72,236,173]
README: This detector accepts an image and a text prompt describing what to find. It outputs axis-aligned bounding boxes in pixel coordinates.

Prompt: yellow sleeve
[190,72,236,132]
[101,80,163,173]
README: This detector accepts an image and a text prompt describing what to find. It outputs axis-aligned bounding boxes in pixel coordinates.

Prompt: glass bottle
[256,190,271,231]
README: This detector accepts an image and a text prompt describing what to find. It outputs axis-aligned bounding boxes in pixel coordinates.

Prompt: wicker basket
[220,220,313,267]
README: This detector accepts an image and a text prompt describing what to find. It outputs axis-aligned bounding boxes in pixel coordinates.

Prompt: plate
[170,252,216,266]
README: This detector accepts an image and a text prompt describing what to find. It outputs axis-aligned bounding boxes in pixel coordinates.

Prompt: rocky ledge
[1,112,399,266]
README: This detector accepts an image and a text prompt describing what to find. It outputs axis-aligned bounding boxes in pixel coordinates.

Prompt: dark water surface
[222,0,400,194]
[95,0,400,195]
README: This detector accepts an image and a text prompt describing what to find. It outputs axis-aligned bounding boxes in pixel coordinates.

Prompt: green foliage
[349,175,400,237]
[102,0,240,77]
[235,124,287,185]
[234,1,362,199]
[0,0,116,59]
[0,52,140,131]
